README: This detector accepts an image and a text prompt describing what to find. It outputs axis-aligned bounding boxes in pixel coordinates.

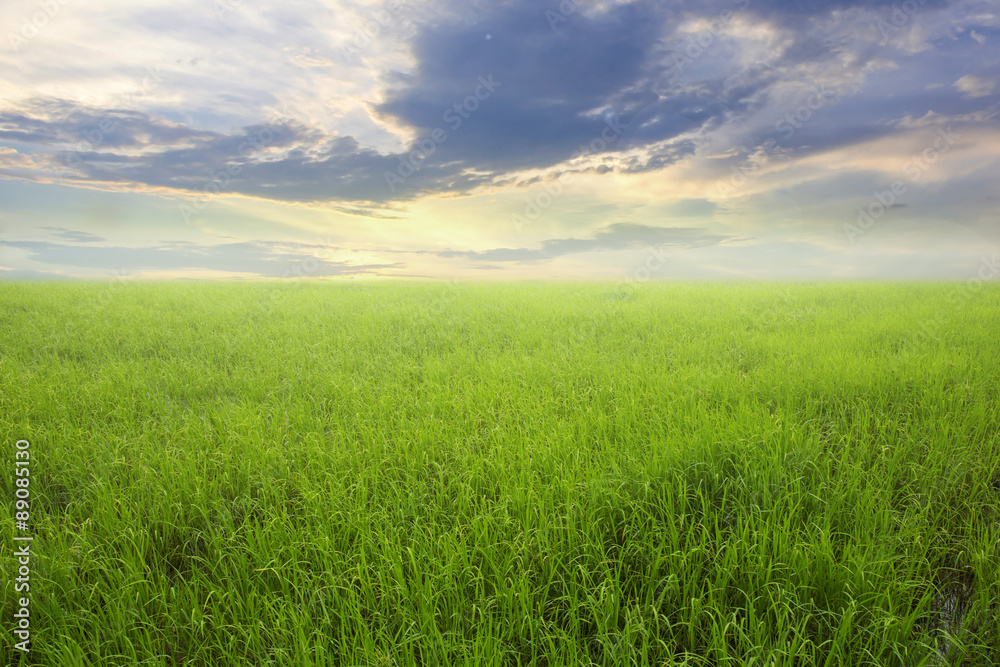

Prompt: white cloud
[954,74,996,98]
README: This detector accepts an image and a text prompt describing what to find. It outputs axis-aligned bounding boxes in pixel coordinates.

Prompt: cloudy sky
[0,0,997,280]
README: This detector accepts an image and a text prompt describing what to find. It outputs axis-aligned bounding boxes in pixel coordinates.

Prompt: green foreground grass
[2,281,999,666]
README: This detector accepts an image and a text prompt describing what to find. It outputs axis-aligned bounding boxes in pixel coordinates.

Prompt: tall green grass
[2,281,998,666]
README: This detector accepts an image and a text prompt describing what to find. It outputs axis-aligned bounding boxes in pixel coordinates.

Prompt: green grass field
[2,281,998,666]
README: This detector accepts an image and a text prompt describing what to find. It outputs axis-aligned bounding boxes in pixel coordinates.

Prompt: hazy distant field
[2,281,998,666]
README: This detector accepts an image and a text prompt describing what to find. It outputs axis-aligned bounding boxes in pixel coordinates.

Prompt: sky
[0,0,997,281]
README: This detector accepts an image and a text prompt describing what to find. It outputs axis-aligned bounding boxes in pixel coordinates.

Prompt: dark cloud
[736,0,952,24]
[434,223,736,262]
[0,0,991,210]
[0,99,217,151]
[0,98,500,203]
[372,0,765,177]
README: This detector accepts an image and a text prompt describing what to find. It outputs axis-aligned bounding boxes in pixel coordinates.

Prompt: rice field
[2,280,998,666]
